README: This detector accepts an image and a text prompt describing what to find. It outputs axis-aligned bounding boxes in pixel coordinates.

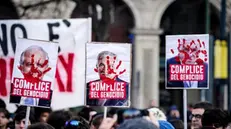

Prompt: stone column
[131,29,162,109]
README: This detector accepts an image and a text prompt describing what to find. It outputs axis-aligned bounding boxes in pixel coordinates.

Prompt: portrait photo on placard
[9,38,58,108]
[86,43,131,107]
[165,34,209,89]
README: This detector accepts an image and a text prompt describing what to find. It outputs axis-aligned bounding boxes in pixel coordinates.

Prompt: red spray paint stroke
[0,58,7,96]
[10,58,14,79]
[172,39,208,65]
[55,53,74,92]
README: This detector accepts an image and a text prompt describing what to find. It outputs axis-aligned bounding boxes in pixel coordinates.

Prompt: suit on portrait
[166,57,208,88]
[86,78,129,106]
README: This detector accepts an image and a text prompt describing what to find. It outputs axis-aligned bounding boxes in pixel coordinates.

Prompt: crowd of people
[0,99,230,129]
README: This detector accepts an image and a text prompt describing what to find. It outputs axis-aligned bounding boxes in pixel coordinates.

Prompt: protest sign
[9,38,58,108]
[0,19,91,112]
[165,34,209,89]
[86,43,131,107]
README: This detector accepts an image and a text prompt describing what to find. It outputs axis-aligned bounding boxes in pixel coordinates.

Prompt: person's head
[191,101,213,129]
[15,106,27,114]
[47,110,72,129]
[202,109,229,129]
[14,111,36,129]
[19,45,49,80]
[117,118,159,129]
[89,113,104,129]
[78,107,97,122]
[64,116,90,129]
[0,99,6,109]
[148,107,167,121]
[169,119,184,129]
[28,122,54,129]
[35,107,52,123]
[0,108,10,129]
[96,51,117,79]
[168,105,180,119]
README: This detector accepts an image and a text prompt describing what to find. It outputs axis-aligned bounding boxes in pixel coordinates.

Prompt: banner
[0,19,91,112]
[86,43,131,107]
[10,38,58,108]
[165,34,209,89]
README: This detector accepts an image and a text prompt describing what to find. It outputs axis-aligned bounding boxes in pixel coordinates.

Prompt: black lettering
[0,24,8,56]
[62,19,71,27]
[11,24,27,53]
[47,22,61,52]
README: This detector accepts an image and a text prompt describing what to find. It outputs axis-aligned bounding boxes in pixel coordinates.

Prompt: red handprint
[94,55,126,83]
[170,39,207,65]
[18,54,51,82]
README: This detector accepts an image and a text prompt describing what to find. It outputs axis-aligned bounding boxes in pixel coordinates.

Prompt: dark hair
[77,107,96,121]
[229,110,231,123]
[34,107,52,121]
[193,102,213,110]
[14,111,36,124]
[0,108,10,119]
[169,119,184,129]
[0,99,6,109]
[117,118,159,129]
[202,108,229,128]
[15,106,27,114]
[28,122,54,129]
[90,113,104,129]
[107,107,120,117]
[47,110,72,129]
[64,116,90,129]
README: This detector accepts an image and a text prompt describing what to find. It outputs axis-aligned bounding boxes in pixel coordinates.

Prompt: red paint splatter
[41,60,49,67]
[116,61,122,69]
[119,69,126,75]
[171,49,174,54]
[204,58,207,62]
[94,68,98,72]
[197,39,202,47]
[183,39,186,45]
[202,41,205,48]
[195,58,204,65]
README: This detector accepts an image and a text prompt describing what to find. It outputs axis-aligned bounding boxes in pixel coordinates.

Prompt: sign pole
[24,106,31,129]
[104,107,108,119]
[183,89,187,129]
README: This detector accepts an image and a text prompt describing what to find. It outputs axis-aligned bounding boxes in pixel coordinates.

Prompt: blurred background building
[0,0,231,113]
